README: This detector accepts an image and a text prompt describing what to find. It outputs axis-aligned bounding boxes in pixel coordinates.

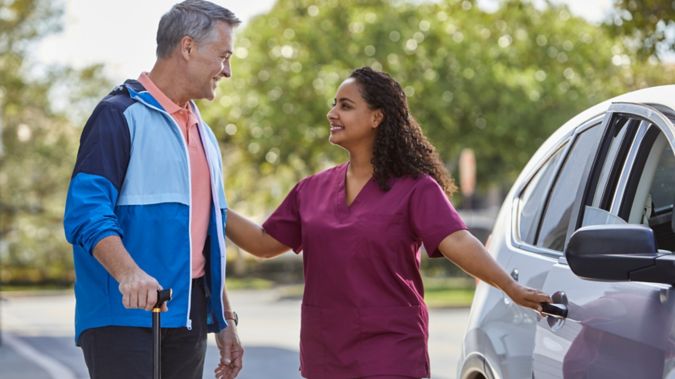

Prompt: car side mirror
[565,224,675,285]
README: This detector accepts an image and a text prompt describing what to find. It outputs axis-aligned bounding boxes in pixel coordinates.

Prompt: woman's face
[326,78,382,150]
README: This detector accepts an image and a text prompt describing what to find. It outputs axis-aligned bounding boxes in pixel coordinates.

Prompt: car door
[493,116,604,379]
[532,103,675,379]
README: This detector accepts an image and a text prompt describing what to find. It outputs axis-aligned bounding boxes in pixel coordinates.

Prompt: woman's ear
[372,109,384,128]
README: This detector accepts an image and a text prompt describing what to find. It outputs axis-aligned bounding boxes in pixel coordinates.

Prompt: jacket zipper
[130,91,194,330]
[192,105,227,326]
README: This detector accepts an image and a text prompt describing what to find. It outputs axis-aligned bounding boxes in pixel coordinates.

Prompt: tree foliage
[606,0,675,59]
[1,0,673,283]
[0,0,111,284]
[202,0,672,213]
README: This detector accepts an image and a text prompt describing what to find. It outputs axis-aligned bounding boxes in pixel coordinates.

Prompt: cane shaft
[153,309,161,379]
[152,288,171,379]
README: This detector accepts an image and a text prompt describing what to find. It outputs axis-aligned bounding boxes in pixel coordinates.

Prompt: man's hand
[92,236,165,312]
[214,324,243,379]
[118,267,165,311]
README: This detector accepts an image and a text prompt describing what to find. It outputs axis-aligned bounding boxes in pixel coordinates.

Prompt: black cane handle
[153,289,172,310]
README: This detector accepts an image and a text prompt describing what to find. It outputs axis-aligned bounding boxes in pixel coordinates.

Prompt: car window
[581,205,627,226]
[536,124,604,251]
[581,115,640,227]
[620,125,661,222]
[649,142,675,213]
[517,146,566,245]
[622,130,675,251]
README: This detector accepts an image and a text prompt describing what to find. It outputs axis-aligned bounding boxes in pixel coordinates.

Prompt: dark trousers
[79,278,208,379]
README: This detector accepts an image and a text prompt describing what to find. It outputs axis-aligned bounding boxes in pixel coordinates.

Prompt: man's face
[187,21,234,101]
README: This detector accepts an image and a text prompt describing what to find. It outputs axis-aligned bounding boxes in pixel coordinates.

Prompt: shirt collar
[137,72,186,115]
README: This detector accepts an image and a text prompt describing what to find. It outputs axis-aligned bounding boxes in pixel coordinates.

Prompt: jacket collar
[120,79,165,112]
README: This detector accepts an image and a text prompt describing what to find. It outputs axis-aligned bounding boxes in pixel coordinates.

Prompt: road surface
[0,289,469,379]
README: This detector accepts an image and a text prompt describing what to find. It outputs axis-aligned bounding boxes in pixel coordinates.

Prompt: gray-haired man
[63,1,243,378]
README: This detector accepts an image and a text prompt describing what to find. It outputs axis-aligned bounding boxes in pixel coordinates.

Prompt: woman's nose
[327,107,337,121]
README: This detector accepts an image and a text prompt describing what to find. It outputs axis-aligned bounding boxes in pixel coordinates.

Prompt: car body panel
[534,261,673,379]
[458,85,675,379]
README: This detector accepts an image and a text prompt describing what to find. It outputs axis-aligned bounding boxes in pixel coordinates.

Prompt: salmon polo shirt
[138,73,210,278]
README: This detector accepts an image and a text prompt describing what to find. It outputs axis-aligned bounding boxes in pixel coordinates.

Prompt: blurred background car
[457,84,675,379]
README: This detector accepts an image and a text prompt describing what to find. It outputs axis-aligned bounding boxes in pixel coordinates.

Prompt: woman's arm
[438,229,551,311]
[226,209,290,258]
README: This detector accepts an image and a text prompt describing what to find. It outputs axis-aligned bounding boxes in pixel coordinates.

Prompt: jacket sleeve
[63,100,131,254]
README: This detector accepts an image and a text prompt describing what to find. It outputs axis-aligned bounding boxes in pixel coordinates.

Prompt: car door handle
[510,269,519,281]
[540,302,568,319]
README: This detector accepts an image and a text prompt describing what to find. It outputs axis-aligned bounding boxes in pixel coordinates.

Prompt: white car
[458,85,675,379]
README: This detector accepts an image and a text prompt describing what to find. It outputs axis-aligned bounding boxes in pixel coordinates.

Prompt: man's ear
[372,109,384,128]
[180,36,195,60]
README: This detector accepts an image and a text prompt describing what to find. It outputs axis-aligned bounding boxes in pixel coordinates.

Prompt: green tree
[606,0,675,59]
[0,0,111,284]
[202,0,672,214]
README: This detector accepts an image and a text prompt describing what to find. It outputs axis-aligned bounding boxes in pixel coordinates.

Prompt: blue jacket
[64,80,229,342]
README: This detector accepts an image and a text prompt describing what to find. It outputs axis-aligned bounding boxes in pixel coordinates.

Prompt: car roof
[515,85,675,190]
[562,85,675,133]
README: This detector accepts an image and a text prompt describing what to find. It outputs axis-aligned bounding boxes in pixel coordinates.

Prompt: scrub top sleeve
[263,183,303,253]
[410,176,467,258]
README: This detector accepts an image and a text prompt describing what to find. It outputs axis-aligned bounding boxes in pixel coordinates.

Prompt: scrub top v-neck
[263,163,467,379]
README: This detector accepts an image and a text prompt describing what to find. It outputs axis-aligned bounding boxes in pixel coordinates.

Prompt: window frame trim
[604,103,675,215]
[609,120,652,215]
[511,116,603,256]
[595,117,640,210]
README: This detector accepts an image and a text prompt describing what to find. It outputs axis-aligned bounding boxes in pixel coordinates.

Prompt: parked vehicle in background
[457,85,675,379]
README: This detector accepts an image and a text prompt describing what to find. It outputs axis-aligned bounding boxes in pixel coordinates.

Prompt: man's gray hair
[156,0,241,58]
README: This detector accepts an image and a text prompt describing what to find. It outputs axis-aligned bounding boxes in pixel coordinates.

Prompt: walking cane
[153,289,172,379]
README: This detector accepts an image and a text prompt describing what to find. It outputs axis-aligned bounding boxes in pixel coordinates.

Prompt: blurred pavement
[0,289,469,379]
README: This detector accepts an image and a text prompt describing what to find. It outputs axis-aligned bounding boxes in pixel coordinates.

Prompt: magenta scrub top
[262,163,467,379]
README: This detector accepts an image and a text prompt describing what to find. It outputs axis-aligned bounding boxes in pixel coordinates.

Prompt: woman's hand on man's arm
[225,209,290,258]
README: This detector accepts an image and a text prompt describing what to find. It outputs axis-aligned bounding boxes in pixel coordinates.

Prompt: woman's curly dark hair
[349,66,457,197]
